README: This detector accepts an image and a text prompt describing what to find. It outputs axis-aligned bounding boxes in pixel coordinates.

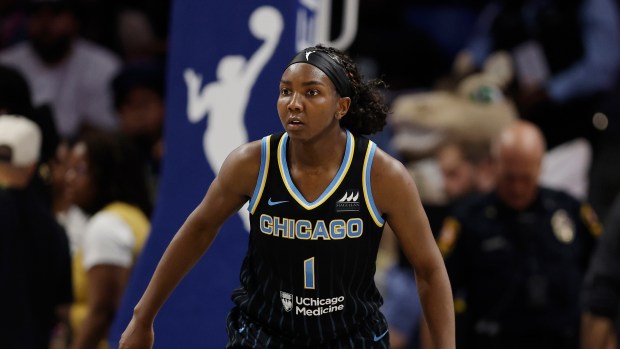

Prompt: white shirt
[56,205,89,255]
[0,38,121,138]
[81,210,135,270]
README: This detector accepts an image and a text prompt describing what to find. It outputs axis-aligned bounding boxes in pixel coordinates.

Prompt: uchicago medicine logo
[280,291,345,316]
[280,291,293,312]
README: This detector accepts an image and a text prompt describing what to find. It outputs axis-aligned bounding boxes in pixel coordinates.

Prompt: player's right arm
[119,140,262,349]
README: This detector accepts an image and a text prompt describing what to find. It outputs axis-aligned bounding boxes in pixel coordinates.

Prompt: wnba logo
[280,291,293,312]
[184,5,283,232]
[336,190,360,212]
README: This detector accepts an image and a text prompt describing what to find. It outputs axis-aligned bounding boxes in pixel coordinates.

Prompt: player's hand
[119,316,154,349]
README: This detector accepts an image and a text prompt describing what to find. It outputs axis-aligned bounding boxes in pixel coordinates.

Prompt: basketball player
[119,45,455,349]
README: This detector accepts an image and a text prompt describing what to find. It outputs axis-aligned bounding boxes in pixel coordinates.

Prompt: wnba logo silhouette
[184,6,283,231]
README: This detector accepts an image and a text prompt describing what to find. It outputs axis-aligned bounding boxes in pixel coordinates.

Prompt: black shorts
[226,307,390,348]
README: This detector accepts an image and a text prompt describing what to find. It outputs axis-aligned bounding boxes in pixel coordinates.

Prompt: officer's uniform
[582,194,620,340]
[226,130,390,348]
[438,187,601,349]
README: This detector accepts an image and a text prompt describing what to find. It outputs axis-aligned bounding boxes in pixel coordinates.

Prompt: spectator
[454,0,620,221]
[64,131,151,349]
[436,137,496,203]
[0,63,60,205]
[0,114,72,349]
[455,0,620,149]
[75,0,169,63]
[112,60,165,203]
[382,72,514,349]
[0,0,27,50]
[381,135,498,349]
[581,193,620,349]
[438,120,601,348]
[51,139,88,255]
[114,4,168,63]
[0,0,121,140]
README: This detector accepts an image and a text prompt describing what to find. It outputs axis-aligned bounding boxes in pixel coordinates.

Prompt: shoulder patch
[580,203,602,237]
[437,217,461,257]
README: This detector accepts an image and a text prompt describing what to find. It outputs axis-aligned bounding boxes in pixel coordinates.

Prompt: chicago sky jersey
[229,130,388,347]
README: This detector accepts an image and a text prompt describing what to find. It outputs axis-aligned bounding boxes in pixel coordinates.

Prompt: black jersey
[228,130,389,348]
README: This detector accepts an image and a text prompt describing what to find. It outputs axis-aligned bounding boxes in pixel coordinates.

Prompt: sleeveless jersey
[229,130,388,347]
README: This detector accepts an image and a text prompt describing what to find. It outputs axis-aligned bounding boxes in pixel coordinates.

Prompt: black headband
[287,48,352,97]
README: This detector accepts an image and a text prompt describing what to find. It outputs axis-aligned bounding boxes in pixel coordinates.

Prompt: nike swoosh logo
[373,329,388,342]
[268,198,288,206]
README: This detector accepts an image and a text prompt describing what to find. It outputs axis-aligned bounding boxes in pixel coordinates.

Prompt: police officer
[581,192,620,349]
[438,120,601,349]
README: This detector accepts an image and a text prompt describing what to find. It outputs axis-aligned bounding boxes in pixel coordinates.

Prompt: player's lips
[287,118,304,128]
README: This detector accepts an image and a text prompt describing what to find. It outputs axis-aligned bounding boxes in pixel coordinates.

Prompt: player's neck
[288,128,347,169]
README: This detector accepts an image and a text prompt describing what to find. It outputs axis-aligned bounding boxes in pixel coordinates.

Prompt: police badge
[551,209,575,243]
[280,291,293,312]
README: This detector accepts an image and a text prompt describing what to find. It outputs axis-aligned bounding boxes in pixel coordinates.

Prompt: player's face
[277,63,346,140]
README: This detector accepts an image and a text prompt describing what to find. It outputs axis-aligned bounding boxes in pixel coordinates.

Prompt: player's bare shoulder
[370,147,410,185]
[369,146,416,213]
[228,139,262,166]
[217,139,263,197]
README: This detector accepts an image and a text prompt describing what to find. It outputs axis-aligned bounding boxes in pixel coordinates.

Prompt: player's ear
[335,97,351,120]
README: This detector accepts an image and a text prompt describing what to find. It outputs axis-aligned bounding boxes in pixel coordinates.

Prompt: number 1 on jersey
[304,257,315,289]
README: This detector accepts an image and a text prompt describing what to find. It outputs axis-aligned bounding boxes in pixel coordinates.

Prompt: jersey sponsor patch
[280,291,345,316]
[335,189,360,212]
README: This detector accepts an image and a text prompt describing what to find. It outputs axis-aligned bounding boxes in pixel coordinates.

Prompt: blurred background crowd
[2,0,620,348]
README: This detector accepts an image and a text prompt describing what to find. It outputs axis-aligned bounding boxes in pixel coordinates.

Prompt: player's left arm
[371,147,455,349]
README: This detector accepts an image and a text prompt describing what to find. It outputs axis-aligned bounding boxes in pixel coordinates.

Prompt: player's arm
[371,148,455,349]
[581,312,616,349]
[119,140,262,349]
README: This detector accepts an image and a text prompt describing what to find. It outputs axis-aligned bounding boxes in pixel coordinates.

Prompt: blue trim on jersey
[249,136,270,214]
[363,142,385,226]
[278,130,354,210]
